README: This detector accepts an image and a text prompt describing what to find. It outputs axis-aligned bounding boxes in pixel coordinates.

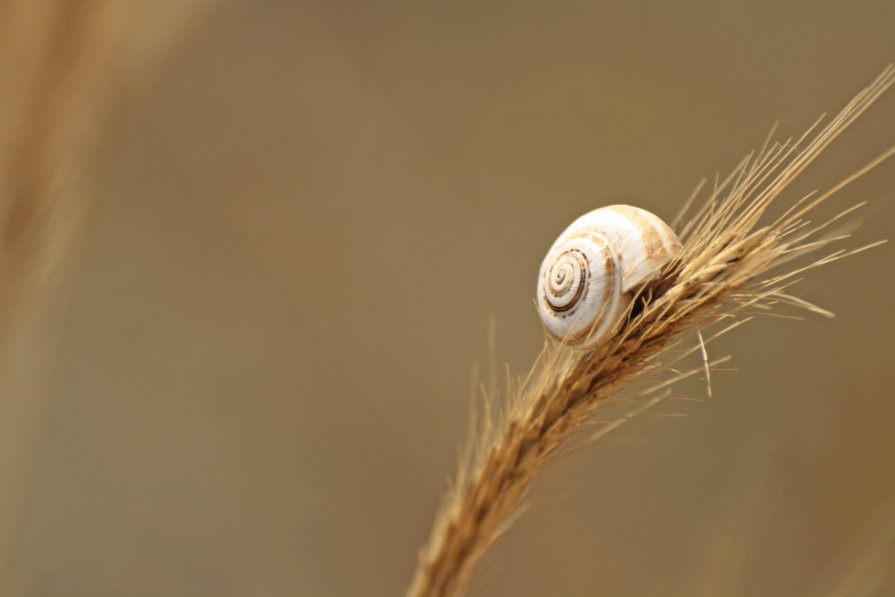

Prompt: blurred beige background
[4,1,895,595]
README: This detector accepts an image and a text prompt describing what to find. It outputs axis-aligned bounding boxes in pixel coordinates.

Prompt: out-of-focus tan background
[3,1,895,595]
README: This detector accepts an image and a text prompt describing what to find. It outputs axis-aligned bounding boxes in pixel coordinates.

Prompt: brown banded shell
[536,204,682,347]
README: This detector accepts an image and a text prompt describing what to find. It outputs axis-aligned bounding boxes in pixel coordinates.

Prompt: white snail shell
[537,204,682,347]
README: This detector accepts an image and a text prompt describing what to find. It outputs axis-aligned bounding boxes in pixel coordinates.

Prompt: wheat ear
[0,1,208,586]
[407,66,895,597]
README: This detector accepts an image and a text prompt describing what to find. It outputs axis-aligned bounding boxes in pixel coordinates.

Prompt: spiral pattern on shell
[537,204,682,347]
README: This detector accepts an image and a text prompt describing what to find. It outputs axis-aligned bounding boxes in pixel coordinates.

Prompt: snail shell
[537,204,682,347]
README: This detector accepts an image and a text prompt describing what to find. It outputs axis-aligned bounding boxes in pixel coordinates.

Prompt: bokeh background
[3,1,895,595]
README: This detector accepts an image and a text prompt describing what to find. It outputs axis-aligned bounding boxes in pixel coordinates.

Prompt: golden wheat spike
[407,66,895,597]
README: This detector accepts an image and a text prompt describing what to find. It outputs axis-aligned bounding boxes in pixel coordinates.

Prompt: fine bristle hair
[407,66,895,597]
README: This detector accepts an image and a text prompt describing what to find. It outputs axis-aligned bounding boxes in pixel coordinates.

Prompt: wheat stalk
[0,1,210,587]
[407,66,895,597]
